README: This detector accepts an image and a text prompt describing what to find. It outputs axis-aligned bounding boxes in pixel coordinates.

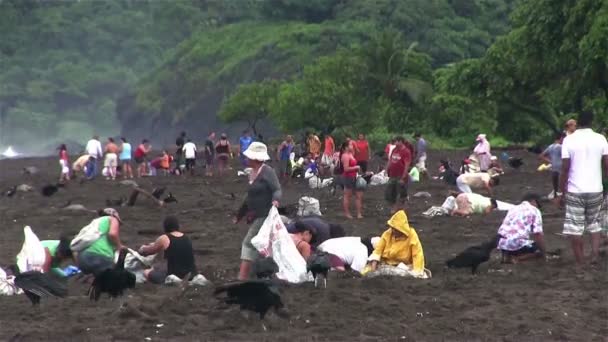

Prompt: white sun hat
[243,142,270,161]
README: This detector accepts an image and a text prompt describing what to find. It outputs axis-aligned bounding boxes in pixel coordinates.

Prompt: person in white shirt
[317,236,374,273]
[182,139,197,175]
[85,135,103,179]
[559,110,608,268]
[456,172,499,196]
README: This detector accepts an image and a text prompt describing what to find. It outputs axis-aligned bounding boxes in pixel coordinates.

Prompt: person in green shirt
[41,237,73,276]
[452,192,498,217]
[76,208,125,276]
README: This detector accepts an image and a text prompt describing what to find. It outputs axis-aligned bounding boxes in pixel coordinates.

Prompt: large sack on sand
[16,226,46,273]
[297,196,322,216]
[251,207,312,284]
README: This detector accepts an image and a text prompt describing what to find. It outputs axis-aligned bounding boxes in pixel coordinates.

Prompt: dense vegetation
[2,0,605,150]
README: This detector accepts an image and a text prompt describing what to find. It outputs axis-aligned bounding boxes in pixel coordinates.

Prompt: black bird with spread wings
[151,187,166,199]
[307,252,331,288]
[214,280,288,325]
[8,265,68,306]
[88,248,136,301]
[446,235,501,274]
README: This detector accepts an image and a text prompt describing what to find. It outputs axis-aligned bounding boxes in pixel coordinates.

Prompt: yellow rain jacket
[369,210,425,272]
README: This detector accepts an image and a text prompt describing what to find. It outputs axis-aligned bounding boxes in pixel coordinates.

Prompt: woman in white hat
[233,142,282,280]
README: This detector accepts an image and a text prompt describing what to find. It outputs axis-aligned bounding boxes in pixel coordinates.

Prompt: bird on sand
[151,187,166,199]
[41,184,59,197]
[89,248,136,301]
[445,235,501,274]
[162,192,178,203]
[8,265,68,306]
[4,186,17,197]
[307,252,331,288]
[214,280,288,330]
[507,157,524,169]
[252,257,279,279]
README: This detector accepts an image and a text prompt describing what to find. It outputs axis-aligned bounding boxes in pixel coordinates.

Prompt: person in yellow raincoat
[364,210,425,276]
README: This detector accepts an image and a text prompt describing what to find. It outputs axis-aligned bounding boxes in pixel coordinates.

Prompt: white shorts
[416,154,427,172]
[59,159,69,174]
[456,176,472,193]
[104,153,118,168]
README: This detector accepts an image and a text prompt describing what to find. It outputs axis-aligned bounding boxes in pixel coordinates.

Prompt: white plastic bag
[16,226,46,273]
[308,176,333,189]
[251,207,312,284]
[370,170,389,186]
[297,196,322,216]
[0,267,21,296]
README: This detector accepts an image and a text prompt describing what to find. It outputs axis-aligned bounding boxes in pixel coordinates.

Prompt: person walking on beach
[119,137,134,179]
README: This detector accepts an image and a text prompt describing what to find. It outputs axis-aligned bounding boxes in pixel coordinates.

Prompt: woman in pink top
[337,142,363,219]
[58,144,70,183]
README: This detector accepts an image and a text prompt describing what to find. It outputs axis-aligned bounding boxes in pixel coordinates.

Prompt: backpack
[70,217,105,252]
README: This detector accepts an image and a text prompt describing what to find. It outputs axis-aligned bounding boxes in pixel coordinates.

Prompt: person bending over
[498,193,546,263]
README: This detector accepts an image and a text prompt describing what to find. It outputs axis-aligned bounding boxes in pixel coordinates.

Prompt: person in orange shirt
[104,137,119,180]
[322,134,335,173]
[160,150,171,175]
[307,132,322,158]
[355,133,370,173]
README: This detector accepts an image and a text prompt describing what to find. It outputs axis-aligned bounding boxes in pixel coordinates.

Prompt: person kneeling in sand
[363,210,426,277]
[451,192,498,217]
[138,216,197,284]
[497,193,546,263]
[317,236,375,274]
[290,222,313,260]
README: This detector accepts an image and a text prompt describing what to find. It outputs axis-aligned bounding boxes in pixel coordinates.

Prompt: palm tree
[361,30,432,104]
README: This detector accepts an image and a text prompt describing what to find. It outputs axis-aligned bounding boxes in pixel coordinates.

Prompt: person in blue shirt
[239,130,253,167]
[276,135,294,181]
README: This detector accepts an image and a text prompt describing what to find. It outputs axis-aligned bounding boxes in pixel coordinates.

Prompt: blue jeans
[86,158,98,179]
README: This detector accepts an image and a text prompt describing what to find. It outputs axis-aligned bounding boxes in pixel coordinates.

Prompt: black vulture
[252,257,279,279]
[4,186,16,197]
[446,235,501,274]
[307,252,330,288]
[8,266,68,306]
[163,192,178,203]
[507,157,524,169]
[151,187,166,199]
[88,248,136,301]
[41,184,59,197]
[214,280,288,328]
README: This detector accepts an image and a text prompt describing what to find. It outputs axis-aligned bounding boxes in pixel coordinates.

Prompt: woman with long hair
[118,137,134,179]
[215,133,231,176]
[337,141,363,219]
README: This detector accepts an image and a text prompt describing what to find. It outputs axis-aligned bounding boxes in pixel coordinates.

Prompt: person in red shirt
[58,144,70,183]
[337,142,363,219]
[134,139,151,177]
[385,136,412,214]
[355,133,370,173]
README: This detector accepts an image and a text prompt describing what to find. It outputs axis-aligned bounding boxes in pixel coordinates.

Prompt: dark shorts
[341,176,357,190]
[502,243,539,256]
[205,154,214,166]
[135,156,145,164]
[77,251,114,276]
[385,177,408,204]
[357,161,368,173]
[185,158,196,169]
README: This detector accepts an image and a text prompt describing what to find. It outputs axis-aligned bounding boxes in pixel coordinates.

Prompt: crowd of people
[4,110,606,301]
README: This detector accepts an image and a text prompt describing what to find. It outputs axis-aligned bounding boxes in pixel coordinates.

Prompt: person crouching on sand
[363,210,425,277]
[138,216,197,284]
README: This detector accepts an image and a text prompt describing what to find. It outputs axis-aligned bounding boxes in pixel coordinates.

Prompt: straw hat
[243,142,270,161]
